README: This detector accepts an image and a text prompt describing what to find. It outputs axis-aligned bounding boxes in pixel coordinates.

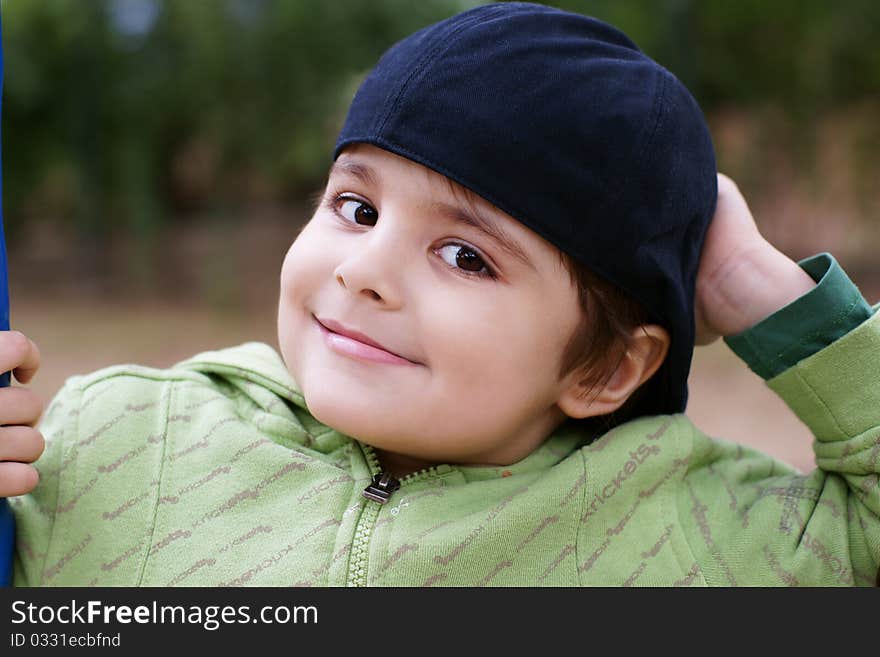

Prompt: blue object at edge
[1,9,17,588]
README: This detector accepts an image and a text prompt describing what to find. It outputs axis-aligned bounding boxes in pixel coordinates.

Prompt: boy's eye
[436,244,491,276]
[338,198,378,226]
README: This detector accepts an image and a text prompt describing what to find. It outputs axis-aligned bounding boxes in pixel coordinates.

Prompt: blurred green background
[3,0,879,303]
[2,0,879,470]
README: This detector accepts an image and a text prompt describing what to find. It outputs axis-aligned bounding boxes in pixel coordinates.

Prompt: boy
[2,2,878,586]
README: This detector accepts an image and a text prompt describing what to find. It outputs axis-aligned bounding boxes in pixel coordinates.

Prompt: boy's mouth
[313,315,420,366]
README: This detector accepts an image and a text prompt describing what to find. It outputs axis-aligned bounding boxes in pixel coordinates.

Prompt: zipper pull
[362,472,400,504]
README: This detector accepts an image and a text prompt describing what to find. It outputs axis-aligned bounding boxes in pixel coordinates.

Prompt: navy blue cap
[334,2,718,416]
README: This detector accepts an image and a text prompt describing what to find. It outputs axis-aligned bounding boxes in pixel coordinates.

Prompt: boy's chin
[303,386,400,441]
[304,388,453,458]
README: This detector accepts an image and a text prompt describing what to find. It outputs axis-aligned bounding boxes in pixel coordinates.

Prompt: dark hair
[556,253,662,435]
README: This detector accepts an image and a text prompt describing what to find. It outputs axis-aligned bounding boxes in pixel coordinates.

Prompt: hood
[175,342,349,456]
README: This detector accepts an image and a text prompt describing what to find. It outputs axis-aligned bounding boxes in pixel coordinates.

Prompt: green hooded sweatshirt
[9,255,880,586]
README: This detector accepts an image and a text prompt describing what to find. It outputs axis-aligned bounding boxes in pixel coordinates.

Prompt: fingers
[0,425,45,498]
[715,173,742,209]
[0,426,44,496]
[0,426,46,463]
[0,462,40,497]
[0,332,45,497]
[713,173,760,234]
[0,330,41,384]
[0,387,44,426]
[716,173,747,210]
[716,172,739,194]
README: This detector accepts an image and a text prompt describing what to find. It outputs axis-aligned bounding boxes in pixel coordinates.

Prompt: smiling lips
[314,316,419,366]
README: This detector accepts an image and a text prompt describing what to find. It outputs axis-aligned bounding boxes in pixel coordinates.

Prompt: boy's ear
[557,324,671,419]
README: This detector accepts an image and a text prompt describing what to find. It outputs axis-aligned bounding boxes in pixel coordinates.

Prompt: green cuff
[724,253,875,380]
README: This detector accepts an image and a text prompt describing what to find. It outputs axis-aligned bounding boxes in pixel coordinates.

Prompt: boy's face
[277,144,584,466]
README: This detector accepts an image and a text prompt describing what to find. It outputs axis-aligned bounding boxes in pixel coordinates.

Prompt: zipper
[346,443,441,586]
[362,472,401,503]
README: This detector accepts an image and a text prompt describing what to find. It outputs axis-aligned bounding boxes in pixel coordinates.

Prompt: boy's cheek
[279,233,326,303]
[281,221,343,285]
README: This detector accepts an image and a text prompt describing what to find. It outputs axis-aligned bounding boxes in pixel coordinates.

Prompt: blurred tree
[557,0,880,108]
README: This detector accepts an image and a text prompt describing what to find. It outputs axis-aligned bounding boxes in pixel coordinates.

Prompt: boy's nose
[333,237,405,310]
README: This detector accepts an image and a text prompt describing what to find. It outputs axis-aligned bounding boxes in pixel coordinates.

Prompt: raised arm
[694,174,818,345]
[681,175,879,586]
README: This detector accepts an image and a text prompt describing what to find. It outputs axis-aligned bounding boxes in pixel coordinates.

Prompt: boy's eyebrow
[431,201,534,270]
[329,159,379,188]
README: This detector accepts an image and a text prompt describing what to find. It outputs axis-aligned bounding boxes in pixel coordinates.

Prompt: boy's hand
[694,174,816,345]
[0,331,45,497]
